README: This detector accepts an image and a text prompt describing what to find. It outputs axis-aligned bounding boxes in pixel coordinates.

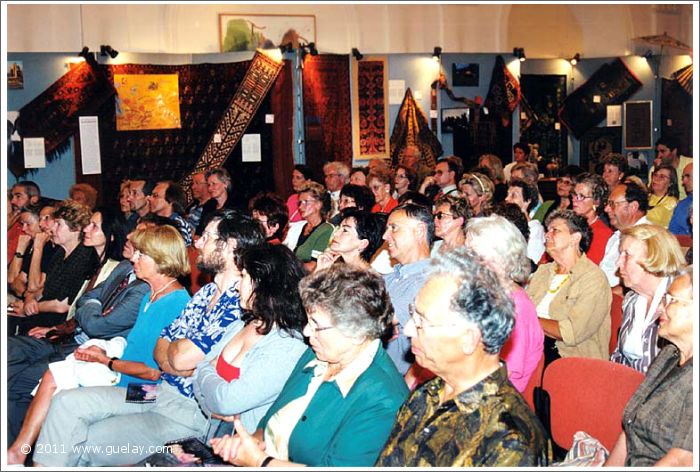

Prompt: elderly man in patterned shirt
[377,248,550,467]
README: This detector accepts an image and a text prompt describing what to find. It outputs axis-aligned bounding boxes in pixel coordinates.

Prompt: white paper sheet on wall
[79,116,102,174]
[389,80,406,105]
[241,134,262,162]
[607,105,622,127]
[23,137,46,168]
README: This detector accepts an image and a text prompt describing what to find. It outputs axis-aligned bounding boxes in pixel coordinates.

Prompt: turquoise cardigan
[257,346,408,467]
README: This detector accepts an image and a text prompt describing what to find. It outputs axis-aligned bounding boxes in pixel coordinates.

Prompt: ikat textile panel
[352,57,390,160]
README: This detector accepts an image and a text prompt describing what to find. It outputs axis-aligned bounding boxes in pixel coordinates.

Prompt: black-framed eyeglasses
[571,192,593,201]
[433,212,454,220]
[606,199,628,208]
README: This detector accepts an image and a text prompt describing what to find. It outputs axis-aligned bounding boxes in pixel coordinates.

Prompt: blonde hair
[621,224,686,277]
[130,225,190,278]
[460,172,495,203]
[299,181,331,218]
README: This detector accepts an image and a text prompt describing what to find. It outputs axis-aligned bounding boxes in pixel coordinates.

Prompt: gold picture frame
[219,13,316,52]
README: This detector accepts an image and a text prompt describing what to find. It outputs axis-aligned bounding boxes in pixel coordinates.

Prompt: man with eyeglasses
[377,248,550,467]
[668,162,693,235]
[648,136,692,200]
[323,161,350,219]
[599,182,652,288]
[8,181,42,262]
[382,203,434,374]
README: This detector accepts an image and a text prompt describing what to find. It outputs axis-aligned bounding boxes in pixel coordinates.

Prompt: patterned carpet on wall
[353,57,389,160]
[302,54,353,172]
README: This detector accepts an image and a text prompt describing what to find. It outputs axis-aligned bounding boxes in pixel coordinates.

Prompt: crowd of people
[5,135,694,467]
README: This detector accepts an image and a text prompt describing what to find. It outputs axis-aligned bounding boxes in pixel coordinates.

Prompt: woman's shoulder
[162,288,192,306]
[356,346,409,400]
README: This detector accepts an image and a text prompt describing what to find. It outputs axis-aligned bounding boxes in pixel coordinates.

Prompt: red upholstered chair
[609,294,624,355]
[523,353,545,411]
[541,357,643,452]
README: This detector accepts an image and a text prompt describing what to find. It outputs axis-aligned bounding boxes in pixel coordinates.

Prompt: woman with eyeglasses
[431,195,471,255]
[286,182,334,272]
[12,226,190,466]
[647,164,679,228]
[210,265,408,467]
[526,210,611,366]
[393,165,417,200]
[570,173,613,265]
[606,267,693,467]
[459,172,494,217]
[369,168,398,214]
[9,200,101,335]
[610,224,685,374]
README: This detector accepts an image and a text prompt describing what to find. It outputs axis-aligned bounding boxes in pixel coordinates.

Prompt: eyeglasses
[662,293,692,307]
[132,249,145,260]
[200,231,219,243]
[324,173,340,178]
[306,318,336,335]
[606,199,628,208]
[408,303,466,330]
[558,179,573,185]
[433,212,454,220]
[298,199,316,207]
[571,192,593,201]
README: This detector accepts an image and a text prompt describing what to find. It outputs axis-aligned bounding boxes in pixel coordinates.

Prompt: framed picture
[452,63,479,87]
[219,14,316,52]
[624,100,653,150]
[8,60,24,89]
[441,107,470,133]
[579,126,622,174]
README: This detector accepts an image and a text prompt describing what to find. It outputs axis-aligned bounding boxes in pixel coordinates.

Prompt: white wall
[7,3,693,58]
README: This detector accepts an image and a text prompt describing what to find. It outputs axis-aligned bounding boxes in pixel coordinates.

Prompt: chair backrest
[523,353,545,411]
[609,293,624,355]
[187,244,211,294]
[542,357,644,451]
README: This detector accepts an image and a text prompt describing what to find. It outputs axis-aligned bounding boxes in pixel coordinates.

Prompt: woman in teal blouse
[210,265,408,467]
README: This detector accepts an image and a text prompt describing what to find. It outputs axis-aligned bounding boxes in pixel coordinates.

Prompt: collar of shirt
[302,339,380,398]
[330,190,341,199]
[529,201,542,219]
[440,184,457,195]
[391,258,432,280]
[425,362,510,413]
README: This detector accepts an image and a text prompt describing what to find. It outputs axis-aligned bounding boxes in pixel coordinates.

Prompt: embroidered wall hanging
[352,56,390,160]
[180,50,284,203]
[390,88,442,169]
[114,74,181,131]
[484,55,521,128]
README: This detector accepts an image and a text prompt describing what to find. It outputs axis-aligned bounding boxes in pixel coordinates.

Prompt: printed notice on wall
[389,80,406,105]
[79,116,102,174]
[23,137,46,168]
[607,105,622,127]
[241,134,262,162]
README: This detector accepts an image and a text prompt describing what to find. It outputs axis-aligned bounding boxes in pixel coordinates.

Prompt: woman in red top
[368,168,398,214]
[571,173,613,265]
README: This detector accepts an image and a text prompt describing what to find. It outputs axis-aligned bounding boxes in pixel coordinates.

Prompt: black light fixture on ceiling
[351,48,363,61]
[569,53,581,66]
[279,42,294,54]
[78,46,90,59]
[432,46,442,61]
[513,47,526,62]
[100,45,119,59]
[307,42,319,56]
[643,49,654,61]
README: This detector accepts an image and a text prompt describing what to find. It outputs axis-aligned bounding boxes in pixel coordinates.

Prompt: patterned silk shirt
[377,363,551,467]
[160,282,242,398]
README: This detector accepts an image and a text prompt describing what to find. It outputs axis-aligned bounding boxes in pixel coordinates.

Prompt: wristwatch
[108,357,119,371]
[14,252,25,258]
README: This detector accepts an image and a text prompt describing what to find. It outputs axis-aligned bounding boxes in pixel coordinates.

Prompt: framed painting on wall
[624,100,653,150]
[579,126,622,174]
[8,61,24,89]
[219,14,316,52]
[441,108,470,133]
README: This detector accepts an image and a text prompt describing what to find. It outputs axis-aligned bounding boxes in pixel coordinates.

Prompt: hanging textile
[15,60,116,164]
[180,51,284,202]
[483,55,521,128]
[672,63,692,95]
[302,54,353,169]
[353,57,390,160]
[389,88,442,169]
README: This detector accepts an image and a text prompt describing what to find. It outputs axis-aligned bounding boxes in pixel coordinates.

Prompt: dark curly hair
[545,209,593,254]
[235,244,307,336]
[340,184,376,212]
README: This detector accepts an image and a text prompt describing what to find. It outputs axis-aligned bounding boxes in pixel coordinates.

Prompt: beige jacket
[526,254,611,360]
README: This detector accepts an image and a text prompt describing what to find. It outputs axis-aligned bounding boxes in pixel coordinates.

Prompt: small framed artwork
[8,61,24,89]
[219,14,316,52]
[452,63,479,87]
[624,100,653,149]
[441,108,470,133]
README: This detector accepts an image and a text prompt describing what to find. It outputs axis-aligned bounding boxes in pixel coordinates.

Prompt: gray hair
[465,215,531,284]
[428,248,515,354]
[323,161,351,180]
[299,264,394,340]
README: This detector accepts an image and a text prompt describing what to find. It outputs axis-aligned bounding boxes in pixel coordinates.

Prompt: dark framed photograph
[579,126,622,174]
[624,100,653,150]
[452,63,479,87]
[8,61,24,89]
[441,107,470,133]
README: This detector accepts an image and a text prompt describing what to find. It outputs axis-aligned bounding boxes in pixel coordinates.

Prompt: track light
[279,42,294,54]
[307,42,318,56]
[569,53,581,66]
[432,46,442,62]
[100,45,119,59]
[352,48,363,61]
[643,50,654,61]
[78,46,90,59]
[513,47,526,62]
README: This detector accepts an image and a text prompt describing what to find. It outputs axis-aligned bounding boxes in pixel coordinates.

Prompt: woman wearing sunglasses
[431,195,471,256]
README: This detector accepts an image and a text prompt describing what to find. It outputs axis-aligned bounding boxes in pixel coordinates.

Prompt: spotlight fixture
[569,53,581,66]
[307,42,318,56]
[432,46,442,62]
[100,45,119,59]
[643,50,654,61]
[279,42,294,54]
[513,47,526,62]
[351,47,363,61]
[78,46,90,59]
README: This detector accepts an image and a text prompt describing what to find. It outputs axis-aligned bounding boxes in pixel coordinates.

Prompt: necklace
[145,279,177,310]
[548,274,571,294]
